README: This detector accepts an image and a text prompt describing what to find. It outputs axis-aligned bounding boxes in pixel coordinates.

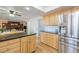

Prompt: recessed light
[25,7,30,10]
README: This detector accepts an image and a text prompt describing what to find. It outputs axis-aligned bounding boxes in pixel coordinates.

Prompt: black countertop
[0,32,36,42]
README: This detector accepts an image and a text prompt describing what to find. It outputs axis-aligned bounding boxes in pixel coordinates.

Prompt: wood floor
[35,43,58,53]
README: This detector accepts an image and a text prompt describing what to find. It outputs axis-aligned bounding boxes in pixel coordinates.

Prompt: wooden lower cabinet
[5,39,21,53]
[0,39,21,53]
[20,35,36,53]
[20,37,28,53]
[0,41,8,53]
[28,36,36,53]
[52,34,58,49]
[0,35,36,53]
[40,32,48,44]
[40,32,59,49]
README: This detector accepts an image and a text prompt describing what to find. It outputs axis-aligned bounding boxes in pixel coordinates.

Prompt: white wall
[27,16,43,37]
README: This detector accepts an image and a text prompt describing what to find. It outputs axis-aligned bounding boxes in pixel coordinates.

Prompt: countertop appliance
[59,11,79,53]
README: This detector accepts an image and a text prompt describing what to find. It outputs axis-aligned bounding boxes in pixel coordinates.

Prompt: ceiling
[0,6,61,21]
[33,6,61,12]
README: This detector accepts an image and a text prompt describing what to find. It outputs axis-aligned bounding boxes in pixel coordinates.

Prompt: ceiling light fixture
[25,7,30,10]
[9,14,14,17]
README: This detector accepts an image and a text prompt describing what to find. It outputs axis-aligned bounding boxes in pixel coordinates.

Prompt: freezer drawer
[60,36,79,47]
[59,42,77,53]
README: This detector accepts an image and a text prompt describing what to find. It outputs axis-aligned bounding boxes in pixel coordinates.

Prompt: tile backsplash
[41,26,59,33]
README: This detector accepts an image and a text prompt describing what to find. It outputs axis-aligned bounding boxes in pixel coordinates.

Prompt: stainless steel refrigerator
[59,11,79,53]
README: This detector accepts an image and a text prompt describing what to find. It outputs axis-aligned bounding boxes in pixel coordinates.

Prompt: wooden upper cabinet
[43,15,50,25]
[54,14,59,26]
[49,14,55,25]
[49,14,59,26]
[74,7,79,12]
[43,13,59,26]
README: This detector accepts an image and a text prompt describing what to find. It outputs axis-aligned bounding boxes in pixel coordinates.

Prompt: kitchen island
[0,32,36,53]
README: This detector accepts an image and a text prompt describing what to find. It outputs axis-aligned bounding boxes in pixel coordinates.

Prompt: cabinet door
[20,37,28,53]
[54,14,59,25]
[40,33,59,50]
[52,34,59,49]
[0,41,8,53]
[47,33,59,49]
[46,33,56,47]
[6,39,21,53]
[47,35,54,47]
[40,33,48,44]
[49,14,59,26]
[49,14,55,25]
[43,16,50,25]
[47,37,52,46]
[28,35,36,53]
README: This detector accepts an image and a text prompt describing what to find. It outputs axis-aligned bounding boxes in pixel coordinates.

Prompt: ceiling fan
[9,10,22,16]
[0,8,22,17]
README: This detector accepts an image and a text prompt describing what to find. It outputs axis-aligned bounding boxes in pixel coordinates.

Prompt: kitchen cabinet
[49,14,59,26]
[0,41,8,53]
[40,32,48,44]
[0,35,36,53]
[43,14,59,26]
[0,39,20,53]
[43,15,50,25]
[40,32,59,49]
[28,35,36,52]
[5,39,21,53]
[49,14,55,25]
[54,14,59,26]
[20,37,28,53]
[51,34,58,49]
[20,35,36,53]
